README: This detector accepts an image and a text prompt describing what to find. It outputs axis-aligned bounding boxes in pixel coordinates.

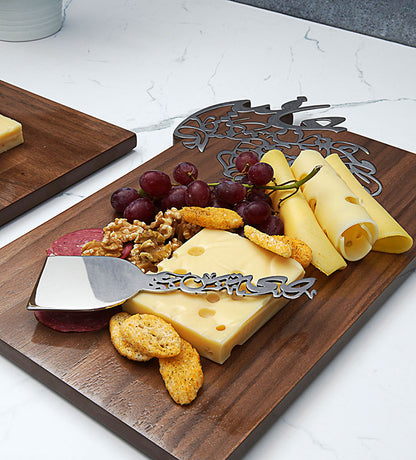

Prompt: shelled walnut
[81,208,201,272]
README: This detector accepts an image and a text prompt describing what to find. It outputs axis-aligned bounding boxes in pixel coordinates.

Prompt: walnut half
[81,208,201,272]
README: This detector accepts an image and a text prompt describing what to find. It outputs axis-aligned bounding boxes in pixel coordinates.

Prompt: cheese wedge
[262,149,347,275]
[326,153,413,253]
[124,228,304,364]
[291,150,378,261]
[0,114,24,154]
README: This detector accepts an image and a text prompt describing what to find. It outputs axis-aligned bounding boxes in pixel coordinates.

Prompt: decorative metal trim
[174,97,382,196]
[143,271,317,301]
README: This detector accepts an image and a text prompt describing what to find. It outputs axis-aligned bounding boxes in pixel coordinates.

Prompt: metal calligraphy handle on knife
[27,256,317,312]
[143,270,317,299]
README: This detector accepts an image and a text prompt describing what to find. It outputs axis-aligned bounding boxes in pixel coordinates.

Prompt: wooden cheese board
[0,99,415,460]
[0,80,137,226]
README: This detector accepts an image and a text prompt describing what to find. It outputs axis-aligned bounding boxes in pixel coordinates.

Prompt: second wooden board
[0,80,137,226]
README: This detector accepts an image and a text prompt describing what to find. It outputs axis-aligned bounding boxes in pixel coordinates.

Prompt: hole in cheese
[199,308,216,318]
[188,246,205,256]
[173,268,187,274]
[231,292,243,301]
[206,293,220,303]
[340,223,375,261]
[183,279,200,288]
[216,325,226,331]
[345,195,360,205]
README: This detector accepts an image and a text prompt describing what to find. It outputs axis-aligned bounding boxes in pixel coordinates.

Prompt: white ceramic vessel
[0,0,63,41]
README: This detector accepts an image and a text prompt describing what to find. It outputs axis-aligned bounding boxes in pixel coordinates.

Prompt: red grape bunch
[109,151,287,235]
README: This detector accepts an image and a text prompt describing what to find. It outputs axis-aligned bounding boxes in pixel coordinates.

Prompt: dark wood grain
[0,123,415,460]
[0,80,137,226]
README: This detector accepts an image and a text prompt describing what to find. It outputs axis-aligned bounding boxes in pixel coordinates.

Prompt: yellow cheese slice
[262,149,347,275]
[291,150,378,261]
[124,228,304,364]
[326,153,413,253]
[0,114,24,154]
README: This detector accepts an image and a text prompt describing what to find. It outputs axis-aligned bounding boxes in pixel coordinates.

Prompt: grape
[236,174,252,185]
[161,185,187,210]
[235,151,259,173]
[247,188,272,206]
[185,180,211,207]
[233,200,249,218]
[110,187,140,213]
[235,226,245,237]
[213,180,246,205]
[139,170,171,197]
[173,162,198,185]
[247,162,274,186]
[209,191,229,208]
[123,197,155,223]
[242,200,271,226]
[257,215,284,235]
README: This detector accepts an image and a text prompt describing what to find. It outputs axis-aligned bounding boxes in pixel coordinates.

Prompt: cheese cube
[124,229,304,364]
[0,114,24,154]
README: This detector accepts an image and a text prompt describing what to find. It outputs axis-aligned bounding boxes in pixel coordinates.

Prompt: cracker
[159,338,203,405]
[180,206,243,230]
[109,312,152,362]
[281,236,312,268]
[244,225,292,258]
[121,314,181,358]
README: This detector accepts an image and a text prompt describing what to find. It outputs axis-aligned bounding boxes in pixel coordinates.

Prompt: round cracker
[121,314,181,358]
[159,338,203,405]
[109,312,152,362]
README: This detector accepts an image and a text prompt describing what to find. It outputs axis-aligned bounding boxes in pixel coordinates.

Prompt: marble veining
[282,417,340,458]
[354,49,372,89]
[304,27,325,52]
[207,53,225,96]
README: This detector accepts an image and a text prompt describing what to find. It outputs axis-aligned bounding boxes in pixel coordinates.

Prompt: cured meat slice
[120,241,134,259]
[36,227,118,332]
[34,307,121,333]
[46,228,104,256]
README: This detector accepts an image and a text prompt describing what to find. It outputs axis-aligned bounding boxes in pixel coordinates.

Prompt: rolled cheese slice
[291,150,378,261]
[326,153,413,253]
[262,149,347,275]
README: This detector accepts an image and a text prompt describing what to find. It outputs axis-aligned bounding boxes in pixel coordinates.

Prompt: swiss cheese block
[124,228,304,364]
[0,114,24,154]
[262,149,347,275]
[326,153,413,253]
[291,150,379,261]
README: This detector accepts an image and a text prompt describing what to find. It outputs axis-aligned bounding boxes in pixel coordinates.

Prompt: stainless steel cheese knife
[27,256,317,312]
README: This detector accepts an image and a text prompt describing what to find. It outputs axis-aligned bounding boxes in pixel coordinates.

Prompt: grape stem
[257,165,321,192]
[207,165,321,193]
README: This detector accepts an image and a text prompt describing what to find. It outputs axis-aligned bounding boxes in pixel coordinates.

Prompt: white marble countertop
[1,1,415,459]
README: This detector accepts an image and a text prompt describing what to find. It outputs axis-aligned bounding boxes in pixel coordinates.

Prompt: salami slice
[34,307,122,333]
[46,228,104,256]
[37,227,119,332]
[120,241,134,259]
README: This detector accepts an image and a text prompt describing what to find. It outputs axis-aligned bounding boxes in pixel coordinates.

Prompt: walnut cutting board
[0,101,415,460]
[0,80,137,226]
